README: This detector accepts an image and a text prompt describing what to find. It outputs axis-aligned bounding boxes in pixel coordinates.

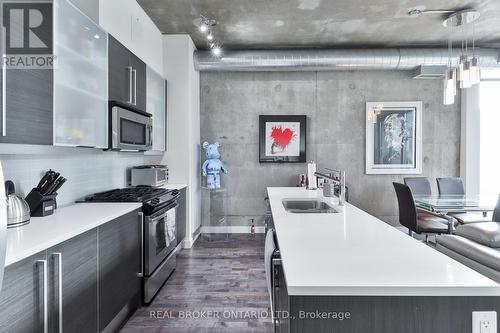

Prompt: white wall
[99,0,164,74]
[162,35,201,245]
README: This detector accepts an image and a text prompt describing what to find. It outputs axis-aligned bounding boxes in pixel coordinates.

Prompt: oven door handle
[147,202,179,222]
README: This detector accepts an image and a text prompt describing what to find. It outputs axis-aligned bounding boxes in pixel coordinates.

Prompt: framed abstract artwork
[259,115,306,163]
[365,102,422,174]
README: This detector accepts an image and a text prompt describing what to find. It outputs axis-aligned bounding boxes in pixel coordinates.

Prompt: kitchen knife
[36,171,52,190]
[40,173,59,196]
[47,177,66,195]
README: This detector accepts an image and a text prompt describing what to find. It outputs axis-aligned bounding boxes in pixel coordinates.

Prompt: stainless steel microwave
[109,101,152,151]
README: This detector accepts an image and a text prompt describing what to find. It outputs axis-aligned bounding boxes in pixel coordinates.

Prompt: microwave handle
[148,124,153,147]
[127,66,133,104]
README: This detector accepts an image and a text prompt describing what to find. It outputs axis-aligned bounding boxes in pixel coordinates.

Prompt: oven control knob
[151,198,160,205]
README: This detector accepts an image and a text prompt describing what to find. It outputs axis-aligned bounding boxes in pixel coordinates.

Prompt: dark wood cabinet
[130,53,146,110]
[176,188,187,246]
[0,251,48,333]
[0,68,53,145]
[98,209,141,332]
[108,35,146,111]
[47,229,98,333]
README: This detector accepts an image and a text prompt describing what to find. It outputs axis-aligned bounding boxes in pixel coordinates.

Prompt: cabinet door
[98,210,141,331]
[176,188,187,246]
[0,251,47,333]
[108,35,132,105]
[0,68,53,145]
[53,0,108,148]
[146,66,165,151]
[47,229,98,333]
[131,53,146,111]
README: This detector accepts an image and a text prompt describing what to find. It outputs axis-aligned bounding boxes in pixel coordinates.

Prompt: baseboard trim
[183,231,201,248]
[200,226,266,234]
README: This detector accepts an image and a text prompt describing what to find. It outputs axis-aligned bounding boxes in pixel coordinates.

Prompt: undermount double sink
[282,198,338,214]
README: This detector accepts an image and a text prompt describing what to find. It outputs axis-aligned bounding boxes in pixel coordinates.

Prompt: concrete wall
[200,71,461,226]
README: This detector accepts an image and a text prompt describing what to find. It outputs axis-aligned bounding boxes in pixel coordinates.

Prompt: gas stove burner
[86,186,169,203]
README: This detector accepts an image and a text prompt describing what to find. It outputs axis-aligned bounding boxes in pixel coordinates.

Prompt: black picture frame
[259,115,307,163]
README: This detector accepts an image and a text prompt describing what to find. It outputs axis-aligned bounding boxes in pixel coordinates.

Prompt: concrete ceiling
[137,0,500,50]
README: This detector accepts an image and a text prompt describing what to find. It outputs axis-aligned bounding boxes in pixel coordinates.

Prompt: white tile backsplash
[0,151,162,206]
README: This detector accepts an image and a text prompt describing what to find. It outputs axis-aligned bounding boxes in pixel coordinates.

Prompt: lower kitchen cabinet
[98,210,142,332]
[0,251,48,333]
[0,209,142,333]
[274,261,290,333]
[176,187,187,246]
[47,229,98,333]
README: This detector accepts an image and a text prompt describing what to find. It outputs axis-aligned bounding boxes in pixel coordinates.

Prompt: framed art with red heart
[259,115,307,163]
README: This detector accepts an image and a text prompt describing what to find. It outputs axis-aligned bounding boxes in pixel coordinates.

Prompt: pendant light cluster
[196,15,222,57]
[442,9,481,105]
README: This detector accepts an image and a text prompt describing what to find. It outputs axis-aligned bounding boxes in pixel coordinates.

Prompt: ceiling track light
[196,14,223,57]
[197,15,217,34]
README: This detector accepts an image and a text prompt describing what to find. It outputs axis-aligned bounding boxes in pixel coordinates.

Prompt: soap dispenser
[306,161,317,190]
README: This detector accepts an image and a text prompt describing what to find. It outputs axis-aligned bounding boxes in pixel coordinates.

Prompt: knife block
[25,188,58,217]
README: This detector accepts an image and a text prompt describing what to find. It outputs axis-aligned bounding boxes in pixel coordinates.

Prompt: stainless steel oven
[142,194,179,303]
[109,101,152,151]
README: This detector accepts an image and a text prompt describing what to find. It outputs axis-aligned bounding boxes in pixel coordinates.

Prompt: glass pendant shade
[469,57,481,85]
[460,59,472,89]
[443,68,457,105]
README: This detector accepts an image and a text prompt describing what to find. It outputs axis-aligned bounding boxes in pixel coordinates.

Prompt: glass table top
[414,195,498,212]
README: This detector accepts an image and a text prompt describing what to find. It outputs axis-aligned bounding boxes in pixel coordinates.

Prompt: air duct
[193,48,500,72]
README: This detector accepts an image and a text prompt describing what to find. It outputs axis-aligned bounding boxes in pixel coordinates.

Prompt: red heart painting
[271,126,295,150]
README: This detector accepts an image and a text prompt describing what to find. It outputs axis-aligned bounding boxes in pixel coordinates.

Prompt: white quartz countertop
[5,202,142,266]
[268,187,500,296]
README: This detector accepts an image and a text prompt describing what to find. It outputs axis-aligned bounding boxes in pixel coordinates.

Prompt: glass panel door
[53,0,108,148]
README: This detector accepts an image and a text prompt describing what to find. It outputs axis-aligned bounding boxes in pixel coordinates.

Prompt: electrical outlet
[472,311,497,333]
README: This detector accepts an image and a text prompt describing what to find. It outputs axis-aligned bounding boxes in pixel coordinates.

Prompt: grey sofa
[436,222,500,283]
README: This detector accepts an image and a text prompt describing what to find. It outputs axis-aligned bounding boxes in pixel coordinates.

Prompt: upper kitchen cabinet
[53,0,108,148]
[146,66,166,151]
[108,35,147,111]
[0,69,53,145]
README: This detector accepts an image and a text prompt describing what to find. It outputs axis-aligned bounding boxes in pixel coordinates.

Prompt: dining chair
[436,177,464,195]
[393,182,450,241]
[404,177,432,196]
[436,177,491,224]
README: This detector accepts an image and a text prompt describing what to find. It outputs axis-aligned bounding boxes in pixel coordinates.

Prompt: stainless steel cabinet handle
[127,66,133,104]
[2,60,6,136]
[37,259,48,333]
[137,212,144,277]
[132,68,137,105]
[53,252,63,333]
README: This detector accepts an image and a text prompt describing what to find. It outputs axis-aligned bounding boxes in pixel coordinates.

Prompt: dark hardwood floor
[121,234,273,333]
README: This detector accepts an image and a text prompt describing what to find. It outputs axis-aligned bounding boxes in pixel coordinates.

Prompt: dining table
[414,194,497,234]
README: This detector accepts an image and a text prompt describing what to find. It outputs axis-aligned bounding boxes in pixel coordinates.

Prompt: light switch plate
[472,311,497,333]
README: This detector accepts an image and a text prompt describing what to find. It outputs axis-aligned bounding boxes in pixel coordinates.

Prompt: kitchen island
[267,187,500,333]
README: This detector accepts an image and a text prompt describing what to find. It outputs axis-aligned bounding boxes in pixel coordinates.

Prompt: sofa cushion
[455,222,500,248]
[437,234,500,272]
